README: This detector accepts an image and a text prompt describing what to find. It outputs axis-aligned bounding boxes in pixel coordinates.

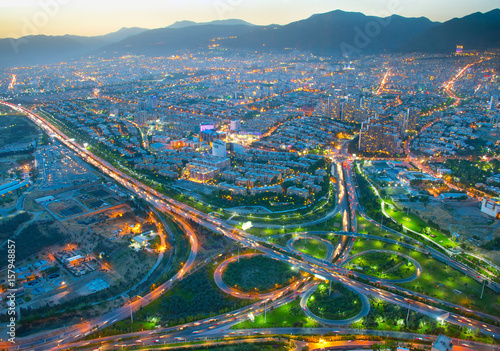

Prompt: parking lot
[39,144,99,190]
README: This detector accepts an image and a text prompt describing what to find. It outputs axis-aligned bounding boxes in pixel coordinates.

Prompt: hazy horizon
[0,0,499,39]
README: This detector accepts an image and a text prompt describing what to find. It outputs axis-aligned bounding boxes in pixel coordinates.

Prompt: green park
[223,255,301,292]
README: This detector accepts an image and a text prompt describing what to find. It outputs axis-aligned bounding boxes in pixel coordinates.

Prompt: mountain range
[0,9,499,68]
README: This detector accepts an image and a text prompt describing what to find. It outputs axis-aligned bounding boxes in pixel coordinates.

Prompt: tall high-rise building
[359,119,402,155]
[134,111,148,125]
[481,197,500,218]
[230,120,241,132]
[138,100,147,111]
[489,95,497,110]
[341,96,373,123]
[317,98,342,119]
[146,95,158,109]
[402,107,420,133]
[212,140,227,158]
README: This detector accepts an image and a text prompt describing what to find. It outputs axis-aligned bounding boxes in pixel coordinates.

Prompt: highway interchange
[1,100,499,351]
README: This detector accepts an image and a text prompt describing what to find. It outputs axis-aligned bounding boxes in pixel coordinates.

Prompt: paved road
[299,282,370,325]
[5,102,499,349]
[50,322,500,351]
[214,253,308,300]
[287,235,336,261]
[227,204,340,229]
[276,230,500,324]
[341,249,422,284]
[17,215,199,351]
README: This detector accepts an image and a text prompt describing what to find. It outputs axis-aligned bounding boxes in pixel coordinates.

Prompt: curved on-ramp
[287,235,336,262]
[214,253,307,300]
[341,249,422,284]
[300,283,370,325]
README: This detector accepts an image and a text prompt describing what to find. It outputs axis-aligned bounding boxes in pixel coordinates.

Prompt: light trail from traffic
[2,101,498,350]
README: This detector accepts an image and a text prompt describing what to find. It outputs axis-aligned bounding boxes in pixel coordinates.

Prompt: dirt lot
[61,204,158,280]
[192,224,233,260]
[396,199,499,242]
[47,198,86,218]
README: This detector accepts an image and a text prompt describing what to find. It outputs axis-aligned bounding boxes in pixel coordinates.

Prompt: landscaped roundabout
[300,281,371,325]
[287,235,335,261]
[342,249,422,283]
[214,253,306,299]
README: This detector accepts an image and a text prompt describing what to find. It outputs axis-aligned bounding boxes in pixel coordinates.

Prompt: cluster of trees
[481,237,500,251]
[0,146,35,158]
[420,97,454,114]
[223,255,300,292]
[370,340,399,351]
[40,131,52,146]
[355,171,382,219]
[187,219,228,251]
[0,211,32,239]
[16,154,35,166]
[308,158,327,173]
[307,283,362,320]
[444,159,500,187]
[135,269,251,326]
[362,301,433,331]
[19,281,127,336]
[180,342,291,351]
[0,222,63,270]
[362,300,483,340]
[0,116,38,147]
[350,253,413,280]
[211,189,307,208]
[456,137,495,157]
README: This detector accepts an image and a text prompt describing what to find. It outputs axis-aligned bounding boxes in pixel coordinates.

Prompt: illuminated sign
[200,124,215,132]
[242,221,252,230]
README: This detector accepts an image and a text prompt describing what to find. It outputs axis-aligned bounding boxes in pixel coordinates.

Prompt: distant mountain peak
[0,9,499,68]
[98,27,148,43]
[168,19,254,29]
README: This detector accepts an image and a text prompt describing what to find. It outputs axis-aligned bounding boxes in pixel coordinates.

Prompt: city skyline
[0,0,499,38]
[0,1,499,350]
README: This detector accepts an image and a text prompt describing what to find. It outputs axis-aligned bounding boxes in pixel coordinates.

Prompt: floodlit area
[0,5,499,350]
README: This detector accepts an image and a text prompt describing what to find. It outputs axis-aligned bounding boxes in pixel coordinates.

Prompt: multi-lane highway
[214,253,310,300]
[2,101,498,350]
[300,282,371,325]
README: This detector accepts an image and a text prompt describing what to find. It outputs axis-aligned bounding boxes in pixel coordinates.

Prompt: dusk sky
[1,0,499,38]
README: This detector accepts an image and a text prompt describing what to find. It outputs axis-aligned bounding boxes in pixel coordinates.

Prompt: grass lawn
[232,299,320,329]
[356,215,400,240]
[384,201,457,249]
[349,238,405,256]
[385,200,426,233]
[247,214,342,237]
[294,239,328,260]
[400,250,500,316]
[349,239,500,315]
[223,255,301,292]
[227,185,337,223]
[345,252,416,280]
[308,283,362,320]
